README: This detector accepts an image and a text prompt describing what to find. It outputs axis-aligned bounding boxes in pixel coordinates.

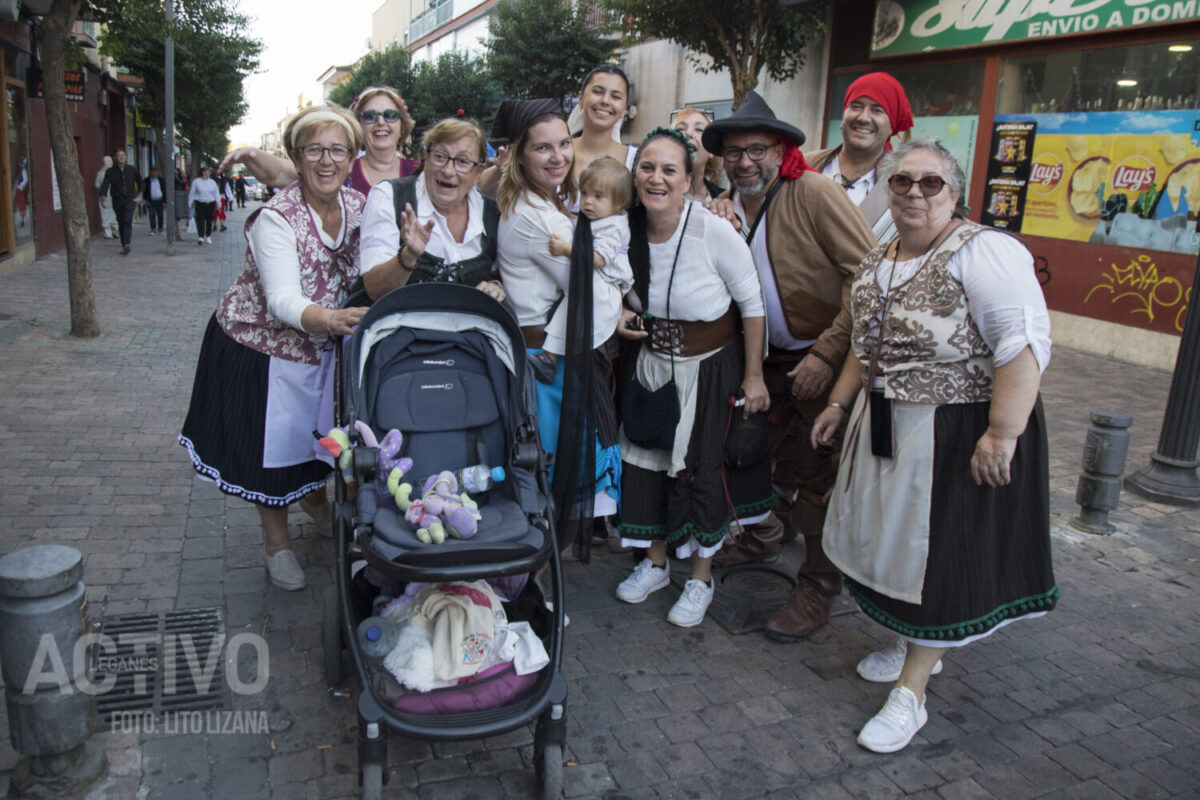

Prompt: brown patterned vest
[217,182,364,365]
[851,221,996,404]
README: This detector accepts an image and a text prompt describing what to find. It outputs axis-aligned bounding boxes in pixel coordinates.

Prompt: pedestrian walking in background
[188,165,220,245]
[235,173,247,208]
[816,140,1057,753]
[178,105,370,591]
[99,148,142,255]
[143,166,165,235]
[13,156,28,229]
[95,155,117,239]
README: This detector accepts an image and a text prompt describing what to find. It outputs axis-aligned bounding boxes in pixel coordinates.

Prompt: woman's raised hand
[399,203,434,257]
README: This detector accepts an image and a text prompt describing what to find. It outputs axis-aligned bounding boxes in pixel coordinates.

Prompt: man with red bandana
[809,72,914,243]
[702,91,876,641]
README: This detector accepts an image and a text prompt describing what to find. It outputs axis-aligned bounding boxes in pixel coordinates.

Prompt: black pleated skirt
[619,340,776,548]
[178,314,330,507]
[845,398,1058,643]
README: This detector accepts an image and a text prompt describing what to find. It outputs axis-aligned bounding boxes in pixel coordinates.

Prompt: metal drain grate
[670,565,858,634]
[92,607,230,724]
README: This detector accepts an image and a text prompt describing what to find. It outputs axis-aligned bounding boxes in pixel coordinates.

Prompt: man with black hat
[703,90,876,642]
[808,71,914,243]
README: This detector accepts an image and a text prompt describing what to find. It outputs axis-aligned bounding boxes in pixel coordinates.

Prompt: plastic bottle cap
[492,466,506,482]
[366,626,382,642]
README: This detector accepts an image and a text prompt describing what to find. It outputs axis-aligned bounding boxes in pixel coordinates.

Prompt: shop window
[826,61,985,197]
[7,85,30,248]
[989,41,1200,254]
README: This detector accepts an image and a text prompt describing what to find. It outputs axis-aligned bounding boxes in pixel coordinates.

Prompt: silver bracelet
[828,401,846,411]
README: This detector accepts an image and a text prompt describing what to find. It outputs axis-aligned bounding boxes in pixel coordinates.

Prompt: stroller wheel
[323,586,345,686]
[538,743,563,800]
[360,761,383,800]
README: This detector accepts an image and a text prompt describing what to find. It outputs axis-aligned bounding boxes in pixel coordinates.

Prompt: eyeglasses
[299,144,353,163]
[427,149,483,173]
[721,143,775,163]
[358,109,402,124]
[888,174,947,196]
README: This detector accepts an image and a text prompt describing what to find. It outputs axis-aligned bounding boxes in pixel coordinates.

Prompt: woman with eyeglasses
[221,86,419,194]
[671,108,724,199]
[812,140,1056,753]
[359,117,505,301]
[180,106,371,593]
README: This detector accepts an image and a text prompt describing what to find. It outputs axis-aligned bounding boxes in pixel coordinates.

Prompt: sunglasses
[887,174,947,196]
[358,109,402,124]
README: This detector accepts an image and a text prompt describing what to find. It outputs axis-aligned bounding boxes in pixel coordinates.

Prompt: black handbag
[725,407,771,469]
[621,202,692,452]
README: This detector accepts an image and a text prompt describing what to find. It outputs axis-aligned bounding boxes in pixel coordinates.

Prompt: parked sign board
[873,0,1200,57]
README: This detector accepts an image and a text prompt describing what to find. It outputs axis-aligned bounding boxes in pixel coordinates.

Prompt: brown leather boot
[712,513,784,569]
[764,533,842,642]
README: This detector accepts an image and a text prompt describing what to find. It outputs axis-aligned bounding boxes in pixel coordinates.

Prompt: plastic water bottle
[459,465,506,493]
[357,616,400,663]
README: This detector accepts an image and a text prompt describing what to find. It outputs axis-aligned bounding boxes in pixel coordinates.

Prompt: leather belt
[645,305,737,357]
[521,324,547,349]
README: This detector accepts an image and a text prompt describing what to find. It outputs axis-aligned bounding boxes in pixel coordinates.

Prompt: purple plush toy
[395,471,483,544]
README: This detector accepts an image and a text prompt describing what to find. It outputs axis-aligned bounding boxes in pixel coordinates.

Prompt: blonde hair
[673,107,724,188]
[497,113,577,218]
[422,117,487,162]
[578,156,632,212]
[351,86,415,145]
[282,106,363,163]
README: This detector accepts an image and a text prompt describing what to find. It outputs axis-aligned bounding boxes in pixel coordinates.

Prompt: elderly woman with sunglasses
[812,140,1056,754]
[358,117,505,301]
[221,86,419,193]
[179,106,370,593]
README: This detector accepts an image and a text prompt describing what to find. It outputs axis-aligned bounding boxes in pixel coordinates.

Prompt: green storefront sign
[872,0,1200,57]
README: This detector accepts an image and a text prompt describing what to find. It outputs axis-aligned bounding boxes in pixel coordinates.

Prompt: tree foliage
[410,51,498,127]
[602,0,828,108]
[328,45,416,110]
[486,0,618,108]
[97,0,262,168]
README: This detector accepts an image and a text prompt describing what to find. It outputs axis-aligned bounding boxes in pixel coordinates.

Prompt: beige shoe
[298,494,332,536]
[265,549,306,591]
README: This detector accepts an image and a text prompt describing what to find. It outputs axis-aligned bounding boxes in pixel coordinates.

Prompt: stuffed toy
[394,471,483,545]
[318,422,413,501]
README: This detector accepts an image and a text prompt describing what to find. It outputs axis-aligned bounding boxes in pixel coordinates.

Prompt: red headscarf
[778,138,818,181]
[843,72,914,144]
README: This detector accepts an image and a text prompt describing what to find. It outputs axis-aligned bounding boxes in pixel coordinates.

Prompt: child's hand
[548,233,571,258]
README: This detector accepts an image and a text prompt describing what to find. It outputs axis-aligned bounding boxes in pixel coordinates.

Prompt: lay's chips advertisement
[992,112,1200,255]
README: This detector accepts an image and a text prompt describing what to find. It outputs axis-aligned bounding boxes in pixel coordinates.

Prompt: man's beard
[732,175,767,196]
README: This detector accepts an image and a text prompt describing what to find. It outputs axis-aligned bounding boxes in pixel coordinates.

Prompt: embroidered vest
[851,221,998,404]
[217,182,364,365]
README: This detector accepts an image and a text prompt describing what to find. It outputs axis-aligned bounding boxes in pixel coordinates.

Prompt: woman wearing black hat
[494,99,623,560]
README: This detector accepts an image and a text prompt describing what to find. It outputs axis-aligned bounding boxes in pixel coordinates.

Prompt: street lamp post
[1125,249,1200,506]
[164,0,175,256]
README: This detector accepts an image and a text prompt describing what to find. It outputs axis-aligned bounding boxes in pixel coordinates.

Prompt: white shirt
[644,202,763,321]
[590,213,633,292]
[188,177,220,204]
[867,230,1052,372]
[497,193,574,328]
[821,153,876,206]
[248,194,349,330]
[360,177,487,273]
[732,193,813,350]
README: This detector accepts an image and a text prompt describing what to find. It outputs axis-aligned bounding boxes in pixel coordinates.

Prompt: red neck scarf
[779,138,817,181]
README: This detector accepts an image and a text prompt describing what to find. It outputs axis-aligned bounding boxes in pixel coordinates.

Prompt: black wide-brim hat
[701,90,806,155]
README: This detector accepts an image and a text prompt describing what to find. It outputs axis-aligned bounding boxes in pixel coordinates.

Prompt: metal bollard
[1072,410,1133,535]
[0,545,106,798]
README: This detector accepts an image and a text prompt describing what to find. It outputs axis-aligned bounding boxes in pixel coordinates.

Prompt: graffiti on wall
[1084,253,1191,332]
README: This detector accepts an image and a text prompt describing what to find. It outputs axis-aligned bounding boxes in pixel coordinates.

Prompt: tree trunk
[730,68,756,110]
[42,0,99,337]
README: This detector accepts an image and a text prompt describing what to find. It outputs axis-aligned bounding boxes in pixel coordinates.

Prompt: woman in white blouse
[812,141,1057,754]
[187,166,220,244]
[494,98,623,556]
[359,117,505,302]
[179,106,370,592]
[612,128,770,629]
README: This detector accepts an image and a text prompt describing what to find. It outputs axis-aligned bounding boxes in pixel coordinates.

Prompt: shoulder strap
[389,176,418,226]
[482,195,500,255]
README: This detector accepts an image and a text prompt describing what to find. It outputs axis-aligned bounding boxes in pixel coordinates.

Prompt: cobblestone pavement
[1,204,1198,799]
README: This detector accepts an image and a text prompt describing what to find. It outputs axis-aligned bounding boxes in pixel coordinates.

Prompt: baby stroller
[321,282,567,799]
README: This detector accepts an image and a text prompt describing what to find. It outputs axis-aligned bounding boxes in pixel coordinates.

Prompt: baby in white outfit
[540,156,633,365]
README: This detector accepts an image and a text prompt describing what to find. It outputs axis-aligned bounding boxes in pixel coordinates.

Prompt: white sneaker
[615,558,670,604]
[857,686,928,753]
[856,639,944,683]
[667,578,714,628]
[205,236,213,244]
[265,549,306,591]
[297,494,332,536]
